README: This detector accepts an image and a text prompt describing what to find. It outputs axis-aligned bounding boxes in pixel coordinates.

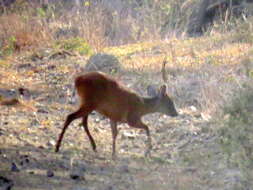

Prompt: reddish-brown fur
[55,71,178,157]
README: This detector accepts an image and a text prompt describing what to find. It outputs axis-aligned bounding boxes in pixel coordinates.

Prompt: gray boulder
[85,53,121,73]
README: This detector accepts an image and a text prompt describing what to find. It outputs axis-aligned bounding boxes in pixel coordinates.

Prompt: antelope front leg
[110,120,118,159]
[144,131,152,157]
[82,115,97,152]
[145,134,152,157]
[127,118,152,157]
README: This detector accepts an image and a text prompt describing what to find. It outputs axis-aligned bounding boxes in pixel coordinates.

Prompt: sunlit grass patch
[104,41,162,58]
[55,37,93,56]
[103,35,251,72]
[0,59,11,68]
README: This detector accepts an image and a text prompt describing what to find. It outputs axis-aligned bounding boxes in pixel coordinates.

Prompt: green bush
[0,36,17,57]
[231,20,253,44]
[218,85,253,178]
[55,37,93,56]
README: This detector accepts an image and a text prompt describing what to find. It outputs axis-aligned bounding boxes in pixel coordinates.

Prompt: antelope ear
[147,85,158,97]
[159,85,167,97]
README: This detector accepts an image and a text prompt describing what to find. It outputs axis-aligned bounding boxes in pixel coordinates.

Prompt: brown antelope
[55,60,178,158]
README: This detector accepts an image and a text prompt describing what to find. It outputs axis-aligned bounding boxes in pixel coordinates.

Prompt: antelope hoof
[55,146,59,153]
[112,153,117,160]
[93,148,97,153]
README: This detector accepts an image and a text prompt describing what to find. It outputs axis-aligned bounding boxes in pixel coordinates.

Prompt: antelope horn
[161,56,168,83]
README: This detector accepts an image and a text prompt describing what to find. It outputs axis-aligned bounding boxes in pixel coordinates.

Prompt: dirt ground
[0,49,251,190]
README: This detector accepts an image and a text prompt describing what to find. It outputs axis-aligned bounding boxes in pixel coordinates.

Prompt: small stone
[18,87,30,97]
[25,158,30,164]
[17,63,32,69]
[184,168,197,173]
[190,106,197,112]
[47,65,56,70]
[47,140,56,147]
[47,170,54,177]
[210,171,215,176]
[11,163,20,172]
[37,109,49,114]
[121,131,136,139]
[70,174,80,180]
[70,168,85,181]
[20,155,29,163]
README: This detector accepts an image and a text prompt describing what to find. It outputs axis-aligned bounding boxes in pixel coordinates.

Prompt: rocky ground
[0,47,251,190]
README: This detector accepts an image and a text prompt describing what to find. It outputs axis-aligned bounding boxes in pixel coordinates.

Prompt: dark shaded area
[0,176,14,190]
[0,143,139,190]
[0,145,82,189]
[2,0,253,39]
[0,0,16,7]
[187,0,253,36]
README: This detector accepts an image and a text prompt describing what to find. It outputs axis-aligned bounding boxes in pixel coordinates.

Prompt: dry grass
[0,0,198,56]
[104,34,250,71]
[1,2,253,189]
[0,13,52,54]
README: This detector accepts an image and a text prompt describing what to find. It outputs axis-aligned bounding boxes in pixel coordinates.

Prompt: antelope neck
[140,96,159,115]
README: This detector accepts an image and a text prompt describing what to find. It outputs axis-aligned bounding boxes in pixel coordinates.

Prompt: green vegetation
[0,36,17,57]
[219,85,253,180]
[55,37,93,56]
